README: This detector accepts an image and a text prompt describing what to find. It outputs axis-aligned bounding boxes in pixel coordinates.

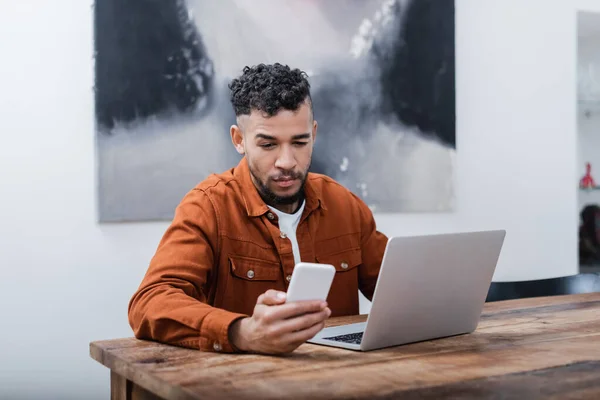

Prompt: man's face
[230,100,317,210]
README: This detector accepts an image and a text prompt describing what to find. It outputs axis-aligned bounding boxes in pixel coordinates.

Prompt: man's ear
[312,120,318,143]
[230,124,245,155]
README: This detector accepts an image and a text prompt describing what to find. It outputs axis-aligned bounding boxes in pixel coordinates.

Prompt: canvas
[94,0,456,222]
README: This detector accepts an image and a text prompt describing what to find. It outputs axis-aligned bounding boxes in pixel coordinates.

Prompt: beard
[248,163,309,208]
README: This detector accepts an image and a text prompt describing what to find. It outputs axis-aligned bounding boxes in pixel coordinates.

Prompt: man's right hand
[229,289,331,355]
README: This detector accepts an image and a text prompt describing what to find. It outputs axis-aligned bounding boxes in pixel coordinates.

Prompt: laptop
[307,230,506,351]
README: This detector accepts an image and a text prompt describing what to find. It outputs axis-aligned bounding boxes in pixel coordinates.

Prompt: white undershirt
[268,201,305,265]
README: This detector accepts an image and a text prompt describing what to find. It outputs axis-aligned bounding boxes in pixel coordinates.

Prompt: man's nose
[275,146,296,170]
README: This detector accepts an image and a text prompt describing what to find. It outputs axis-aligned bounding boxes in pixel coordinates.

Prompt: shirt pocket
[229,255,281,281]
[222,255,283,315]
[316,247,362,273]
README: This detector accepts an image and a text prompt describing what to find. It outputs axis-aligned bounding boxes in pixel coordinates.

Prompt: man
[128,63,389,355]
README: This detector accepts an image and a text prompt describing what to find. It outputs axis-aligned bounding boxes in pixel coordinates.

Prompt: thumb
[257,289,287,305]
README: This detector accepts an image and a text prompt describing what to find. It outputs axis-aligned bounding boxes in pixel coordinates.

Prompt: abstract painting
[94,0,455,222]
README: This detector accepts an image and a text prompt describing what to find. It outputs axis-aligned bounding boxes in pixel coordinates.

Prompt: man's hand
[229,289,331,355]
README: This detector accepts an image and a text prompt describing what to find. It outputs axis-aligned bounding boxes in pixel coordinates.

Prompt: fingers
[250,291,332,355]
[283,319,327,347]
[257,289,287,306]
[265,300,328,322]
[261,307,330,345]
[262,315,328,355]
[275,307,331,334]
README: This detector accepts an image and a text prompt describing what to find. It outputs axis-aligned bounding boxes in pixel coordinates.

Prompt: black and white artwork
[94,0,455,222]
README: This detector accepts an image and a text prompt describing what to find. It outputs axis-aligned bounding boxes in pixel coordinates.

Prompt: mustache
[271,171,303,181]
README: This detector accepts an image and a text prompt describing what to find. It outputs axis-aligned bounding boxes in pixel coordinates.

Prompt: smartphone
[286,262,336,303]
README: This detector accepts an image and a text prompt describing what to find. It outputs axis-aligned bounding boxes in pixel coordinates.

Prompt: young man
[128,63,388,355]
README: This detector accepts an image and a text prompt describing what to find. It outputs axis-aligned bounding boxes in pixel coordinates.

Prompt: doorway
[577,11,600,273]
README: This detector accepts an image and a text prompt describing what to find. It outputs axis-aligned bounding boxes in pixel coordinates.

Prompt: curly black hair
[228,63,312,117]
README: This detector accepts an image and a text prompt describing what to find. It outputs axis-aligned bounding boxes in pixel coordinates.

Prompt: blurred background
[1,0,600,398]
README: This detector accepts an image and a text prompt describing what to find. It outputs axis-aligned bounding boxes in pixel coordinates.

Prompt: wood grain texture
[111,371,131,400]
[131,382,165,400]
[91,293,600,400]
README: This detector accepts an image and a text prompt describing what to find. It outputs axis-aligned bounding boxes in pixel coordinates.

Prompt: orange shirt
[128,157,388,352]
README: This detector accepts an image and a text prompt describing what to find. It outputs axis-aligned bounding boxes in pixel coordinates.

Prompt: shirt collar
[232,156,326,218]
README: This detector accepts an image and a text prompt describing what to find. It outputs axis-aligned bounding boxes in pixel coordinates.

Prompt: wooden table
[91,293,600,399]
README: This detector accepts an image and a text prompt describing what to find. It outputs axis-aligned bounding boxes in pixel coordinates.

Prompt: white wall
[2,0,599,399]
[577,34,600,210]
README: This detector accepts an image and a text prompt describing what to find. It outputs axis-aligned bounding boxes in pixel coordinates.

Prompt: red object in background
[580,162,596,188]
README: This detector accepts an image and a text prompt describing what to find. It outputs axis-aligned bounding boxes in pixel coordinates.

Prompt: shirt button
[341,262,349,269]
[247,270,255,279]
[286,275,292,282]
[213,342,222,352]
[280,232,287,239]
[267,212,275,220]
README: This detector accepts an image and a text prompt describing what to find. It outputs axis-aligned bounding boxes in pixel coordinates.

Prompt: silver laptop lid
[361,230,506,351]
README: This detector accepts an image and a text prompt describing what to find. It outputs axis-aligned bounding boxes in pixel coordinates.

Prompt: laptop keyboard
[323,332,363,344]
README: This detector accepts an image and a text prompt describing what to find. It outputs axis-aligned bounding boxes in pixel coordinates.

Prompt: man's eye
[260,143,275,149]
[294,142,308,146]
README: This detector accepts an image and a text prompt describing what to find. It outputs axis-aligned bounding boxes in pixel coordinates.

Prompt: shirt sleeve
[351,193,389,301]
[127,189,248,353]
